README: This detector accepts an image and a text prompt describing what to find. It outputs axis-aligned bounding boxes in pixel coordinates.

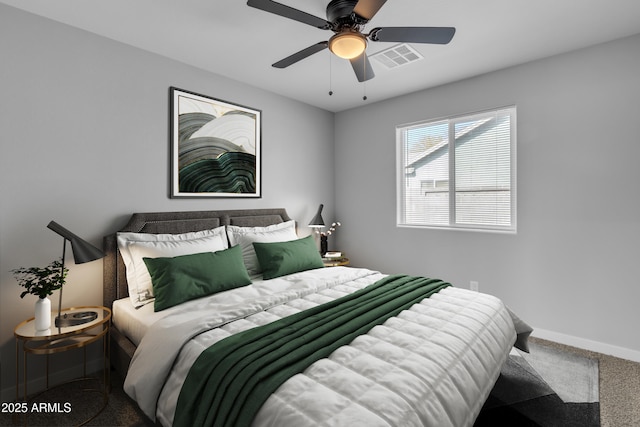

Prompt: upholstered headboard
[103,208,292,309]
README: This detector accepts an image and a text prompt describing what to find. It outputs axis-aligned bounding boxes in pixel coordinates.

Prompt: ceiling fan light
[329,32,366,59]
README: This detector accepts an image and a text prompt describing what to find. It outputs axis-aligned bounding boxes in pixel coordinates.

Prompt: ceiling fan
[247,0,456,82]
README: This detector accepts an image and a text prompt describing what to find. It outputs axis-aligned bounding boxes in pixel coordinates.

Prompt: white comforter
[124,267,515,427]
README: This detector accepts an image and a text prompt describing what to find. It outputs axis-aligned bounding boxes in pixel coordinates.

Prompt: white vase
[34,297,51,331]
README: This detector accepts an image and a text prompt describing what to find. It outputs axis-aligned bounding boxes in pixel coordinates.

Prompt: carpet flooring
[535,338,640,427]
[2,337,639,426]
[475,339,600,426]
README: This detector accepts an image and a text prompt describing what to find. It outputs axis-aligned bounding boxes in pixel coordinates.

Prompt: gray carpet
[535,338,640,427]
[475,339,600,426]
[520,341,599,404]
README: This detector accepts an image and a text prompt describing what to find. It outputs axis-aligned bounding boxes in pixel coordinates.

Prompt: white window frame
[396,106,517,233]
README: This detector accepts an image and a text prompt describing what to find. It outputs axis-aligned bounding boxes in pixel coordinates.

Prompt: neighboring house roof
[405,117,493,169]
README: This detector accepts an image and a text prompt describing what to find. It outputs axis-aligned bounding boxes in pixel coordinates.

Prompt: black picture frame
[170,87,261,198]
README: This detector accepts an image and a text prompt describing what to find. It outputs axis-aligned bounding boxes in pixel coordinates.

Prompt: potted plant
[12,259,67,330]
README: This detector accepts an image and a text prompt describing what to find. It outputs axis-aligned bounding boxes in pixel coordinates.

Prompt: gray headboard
[103,208,292,309]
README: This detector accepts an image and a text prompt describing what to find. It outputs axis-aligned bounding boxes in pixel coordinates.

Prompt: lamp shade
[308,204,325,228]
[47,221,105,263]
[329,32,367,59]
[48,220,105,328]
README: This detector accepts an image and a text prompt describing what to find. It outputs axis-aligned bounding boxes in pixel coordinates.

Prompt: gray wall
[0,4,334,398]
[334,33,640,359]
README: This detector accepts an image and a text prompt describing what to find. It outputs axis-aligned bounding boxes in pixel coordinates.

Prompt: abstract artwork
[170,87,261,198]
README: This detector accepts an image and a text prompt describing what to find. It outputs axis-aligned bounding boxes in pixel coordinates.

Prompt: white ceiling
[3,0,640,112]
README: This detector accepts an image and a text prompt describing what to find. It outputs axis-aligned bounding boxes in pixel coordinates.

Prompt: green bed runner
[174,274,451,427]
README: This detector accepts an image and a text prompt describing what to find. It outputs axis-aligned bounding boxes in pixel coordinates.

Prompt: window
[396,106,516,233]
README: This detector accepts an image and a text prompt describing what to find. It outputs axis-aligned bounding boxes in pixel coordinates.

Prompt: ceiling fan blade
[247,0,331,29]
[353,0,388,20]
[349,52,375,82]
[272,42,328,68]
[369,27,456,44]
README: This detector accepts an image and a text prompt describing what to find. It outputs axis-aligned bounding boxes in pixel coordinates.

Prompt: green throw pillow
[143,245,251,311]
[253,235,325,280]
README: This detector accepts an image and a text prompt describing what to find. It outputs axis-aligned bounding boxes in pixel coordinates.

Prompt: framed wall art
[170,87,261,198]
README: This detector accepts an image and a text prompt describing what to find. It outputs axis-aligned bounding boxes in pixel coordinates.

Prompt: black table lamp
[47,221,105,327]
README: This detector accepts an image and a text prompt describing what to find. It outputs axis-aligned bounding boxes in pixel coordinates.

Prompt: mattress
[112,298,166,346]
[122,267,516,427]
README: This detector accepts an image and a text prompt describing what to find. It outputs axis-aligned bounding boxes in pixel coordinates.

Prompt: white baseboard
[533,327,640,363]
[1,359,105,403]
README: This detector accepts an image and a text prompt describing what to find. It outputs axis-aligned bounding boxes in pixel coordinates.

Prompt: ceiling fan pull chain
[328,51,334,96]
[362,59,368,100]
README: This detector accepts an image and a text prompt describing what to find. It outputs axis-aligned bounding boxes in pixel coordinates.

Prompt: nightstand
[322,252,350,267]
[14,305,111,423]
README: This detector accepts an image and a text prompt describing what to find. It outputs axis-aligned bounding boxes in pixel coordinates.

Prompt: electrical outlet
[470,281,479,292]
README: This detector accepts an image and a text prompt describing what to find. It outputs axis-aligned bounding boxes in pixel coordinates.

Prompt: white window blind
[397,107,516,233]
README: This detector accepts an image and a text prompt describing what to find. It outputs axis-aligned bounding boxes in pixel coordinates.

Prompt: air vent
[370,43,423,70]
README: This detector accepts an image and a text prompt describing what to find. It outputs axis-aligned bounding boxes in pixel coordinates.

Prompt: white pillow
[226,220,297,276]
[117,227,228,308]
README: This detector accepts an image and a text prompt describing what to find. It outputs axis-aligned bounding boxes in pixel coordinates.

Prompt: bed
[104,208,519,427]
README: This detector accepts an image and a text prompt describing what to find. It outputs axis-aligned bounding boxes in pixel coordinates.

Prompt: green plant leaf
[11,259,68,299]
